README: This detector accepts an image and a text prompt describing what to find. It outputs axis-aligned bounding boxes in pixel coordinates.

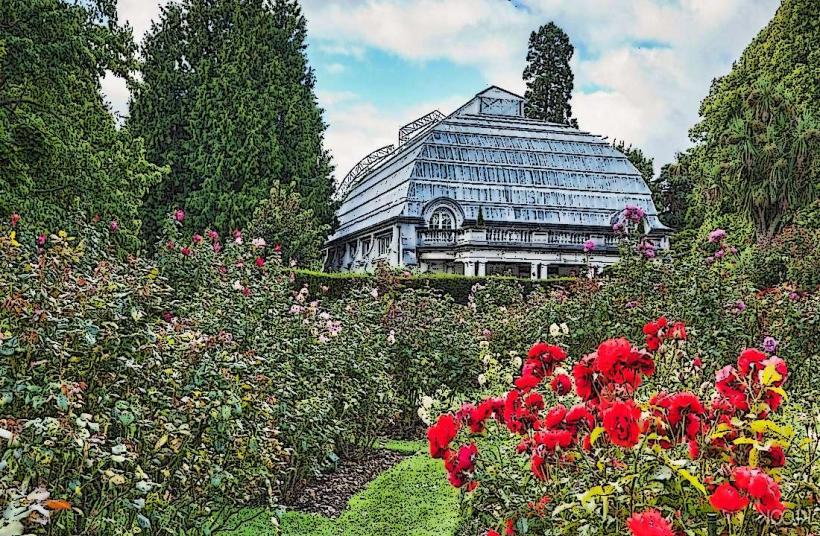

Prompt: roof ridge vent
[399,110,445,145]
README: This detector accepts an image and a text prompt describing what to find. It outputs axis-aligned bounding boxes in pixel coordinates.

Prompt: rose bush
[429,324,819,535]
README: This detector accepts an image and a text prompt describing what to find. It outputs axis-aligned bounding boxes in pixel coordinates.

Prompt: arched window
[430,208,456,230]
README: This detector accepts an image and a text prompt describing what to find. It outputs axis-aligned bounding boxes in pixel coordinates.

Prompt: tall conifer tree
[522,22,578,127]
[0,0,162,249]
[129,0,334,240]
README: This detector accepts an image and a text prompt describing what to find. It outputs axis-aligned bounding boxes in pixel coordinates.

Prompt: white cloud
[105,0,781,177]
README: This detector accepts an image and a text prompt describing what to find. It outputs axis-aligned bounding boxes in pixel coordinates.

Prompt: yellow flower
[9,231,20,247]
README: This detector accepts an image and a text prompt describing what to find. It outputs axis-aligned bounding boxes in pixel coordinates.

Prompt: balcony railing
[416,228,613,249]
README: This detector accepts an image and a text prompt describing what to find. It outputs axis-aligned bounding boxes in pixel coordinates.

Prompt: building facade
[325,86,670,278]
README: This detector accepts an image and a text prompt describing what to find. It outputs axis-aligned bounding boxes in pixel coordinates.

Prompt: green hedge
[289,269,575,303]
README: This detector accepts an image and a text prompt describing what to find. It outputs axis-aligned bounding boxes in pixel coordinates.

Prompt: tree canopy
[129,0,334,243]
[664,0,820,239]
[0,0,163,248]
[522,22,578,127]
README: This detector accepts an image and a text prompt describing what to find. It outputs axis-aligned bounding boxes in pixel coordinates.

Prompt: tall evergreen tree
[129,0,334,241]
[522,22,578,127]
[0,0,163,249]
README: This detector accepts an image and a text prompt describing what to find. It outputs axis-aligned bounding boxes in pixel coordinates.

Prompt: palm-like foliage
[718,79,820,240]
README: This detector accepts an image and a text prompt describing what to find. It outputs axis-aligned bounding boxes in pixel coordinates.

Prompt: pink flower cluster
[705,228,737,265]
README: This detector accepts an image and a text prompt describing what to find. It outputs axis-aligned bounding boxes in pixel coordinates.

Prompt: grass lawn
[222,440,460,536]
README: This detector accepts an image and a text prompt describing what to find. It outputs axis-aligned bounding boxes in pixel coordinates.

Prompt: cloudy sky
[104,0,780,179]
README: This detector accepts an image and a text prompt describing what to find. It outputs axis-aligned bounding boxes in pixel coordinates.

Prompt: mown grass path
[226,441,460,536]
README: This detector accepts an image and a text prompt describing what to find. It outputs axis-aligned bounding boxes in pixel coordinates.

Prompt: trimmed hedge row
[289,269,575,303]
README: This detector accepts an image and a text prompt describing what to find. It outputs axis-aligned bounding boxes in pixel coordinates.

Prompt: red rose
[505,518,515,535]
[255,256,265,267]
[525,342,567,378]
[709,482,749,513]
[602,399,642,448]
[764,445,786,468]
[595,338,654,388]
[427,414,459,459]
[737,348,767,375]
[573,354,600,401]
[514,374,541,392]
[550,373,572,396]
[715,365,749,412]
[541,404,568,430]
[565,404,595,432]
[669,322,686,340]
[626,508,674,536]
[533,429,572,451]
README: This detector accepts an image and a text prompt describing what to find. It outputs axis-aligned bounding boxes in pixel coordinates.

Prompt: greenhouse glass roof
[330,86,668,242]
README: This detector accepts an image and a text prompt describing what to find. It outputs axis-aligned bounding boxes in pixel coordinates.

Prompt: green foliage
[0,0,164,250]
[652,155,696,230]
[247,182,329,268]
[522,22,578,127]
[129,0,334,243]
[291,268,572,304]
[739,225,820,290]
[713,79,820,240]
[672,0,820,239]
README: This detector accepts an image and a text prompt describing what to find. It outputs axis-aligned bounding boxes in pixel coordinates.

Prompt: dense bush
[1,212,817,535]
[291,268,572,304]
[0,215,482,534]
[427,327,820,536]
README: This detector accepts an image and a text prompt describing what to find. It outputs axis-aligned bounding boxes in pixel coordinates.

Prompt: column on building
[530,262,538,280]
[477,261,486,277]
[391,225,401,267]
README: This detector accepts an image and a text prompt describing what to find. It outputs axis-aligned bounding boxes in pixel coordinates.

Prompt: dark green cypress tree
[129,0,334,241]
[0,0,163,249]
[522,22,578,127]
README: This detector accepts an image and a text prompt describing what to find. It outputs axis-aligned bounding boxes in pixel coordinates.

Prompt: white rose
[549,323,560,337]
[512,355,522,368]
[477,374,486,385]
[421,395,434,409]
[560,322,569,335]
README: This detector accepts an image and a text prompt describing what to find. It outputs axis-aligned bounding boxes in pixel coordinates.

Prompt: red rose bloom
[602,399,642,448]
[444,443,478,488]
[514,374,541,392]
[669,322,686,340]
[427,414,459,459]
[764,445,786,468]
[565,404,595,432]
[595,338,655,388]
[533,429,573,451]
[715,365,749,412]
[541,404,568,429]
[573,354,601,401]
[737,348,767,375]
[626,508,674,536]
[255,256,265,267]
[550,373,572,396]
[505,518,515,535]
[709,482,749,513]
[525,342,567,378]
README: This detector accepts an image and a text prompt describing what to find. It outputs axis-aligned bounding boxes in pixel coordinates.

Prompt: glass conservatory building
[324,86,670,278]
